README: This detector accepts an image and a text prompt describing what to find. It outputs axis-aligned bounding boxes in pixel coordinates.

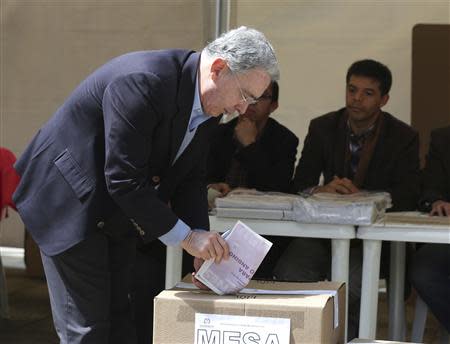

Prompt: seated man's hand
[313,176,359,195]
[208,182,231,197]
[191,257,209,290]
[181,230,230,263]
[430,200,450,217]
[234,116,258,147]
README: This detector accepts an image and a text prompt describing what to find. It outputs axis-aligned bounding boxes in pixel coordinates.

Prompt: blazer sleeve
[419,129,450,211]
[387,131,421,212]
[102,73,180,242]
[291,120,326,193]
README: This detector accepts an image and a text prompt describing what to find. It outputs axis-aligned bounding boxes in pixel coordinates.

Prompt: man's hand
[430,200,450,217]
[313,176,359,194]
[181,230,230,263]
[234,116,258,146]
[208,182,231,197]
[191,257,209,290]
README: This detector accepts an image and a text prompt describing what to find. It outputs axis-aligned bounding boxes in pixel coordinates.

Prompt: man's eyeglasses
[232,72,259,105]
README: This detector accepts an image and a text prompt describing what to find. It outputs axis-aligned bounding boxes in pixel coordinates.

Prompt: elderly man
[13,26,279,344]
[276,59,420,339]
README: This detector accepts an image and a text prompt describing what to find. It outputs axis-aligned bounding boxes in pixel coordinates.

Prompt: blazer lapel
[366,112,388,179]
[169,52,201,164]
[333,109,349,178]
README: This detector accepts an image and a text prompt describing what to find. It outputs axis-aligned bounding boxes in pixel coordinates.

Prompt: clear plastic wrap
[292,192,392,225]
[214,189,392,225]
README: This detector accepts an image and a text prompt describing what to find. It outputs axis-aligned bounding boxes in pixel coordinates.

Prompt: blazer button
[97,221,105,229]
[152,175,160,184]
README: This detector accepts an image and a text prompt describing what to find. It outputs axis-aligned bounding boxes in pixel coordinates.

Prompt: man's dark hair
[346,59,392,96]
[271,81,279,102]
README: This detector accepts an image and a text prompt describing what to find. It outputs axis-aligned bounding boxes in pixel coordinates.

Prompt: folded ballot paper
[293,191,392,225]
[195,221,272,295]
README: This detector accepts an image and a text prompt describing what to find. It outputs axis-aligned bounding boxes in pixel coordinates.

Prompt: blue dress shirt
[158,73,211,246]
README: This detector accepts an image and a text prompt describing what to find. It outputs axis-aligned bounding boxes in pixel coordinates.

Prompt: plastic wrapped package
[214,189,392,225]
[292,192,392,225]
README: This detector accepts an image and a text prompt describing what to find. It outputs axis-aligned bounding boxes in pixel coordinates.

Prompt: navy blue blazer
[13,49,217,256]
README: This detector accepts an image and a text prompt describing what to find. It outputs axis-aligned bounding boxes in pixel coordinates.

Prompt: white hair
[203,26,279,81]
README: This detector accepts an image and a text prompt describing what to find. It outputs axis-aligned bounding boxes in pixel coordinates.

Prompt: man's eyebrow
[347,84,376,92]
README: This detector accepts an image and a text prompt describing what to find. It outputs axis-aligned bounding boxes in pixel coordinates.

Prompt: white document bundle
[195,221,273,295]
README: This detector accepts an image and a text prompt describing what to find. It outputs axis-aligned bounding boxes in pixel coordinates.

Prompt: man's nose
[353,92,363,101]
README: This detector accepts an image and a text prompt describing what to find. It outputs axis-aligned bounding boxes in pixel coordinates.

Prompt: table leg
[165,246,183,289]
[389,241,406,341]
[0,252,9,318]
[359,239,382,339]
[331,238,350,343]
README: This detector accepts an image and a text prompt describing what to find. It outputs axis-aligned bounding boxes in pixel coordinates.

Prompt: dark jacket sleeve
[418,127,450,211]
[385,131,421,212]
[290,119,326,193]
[102,73,179,242]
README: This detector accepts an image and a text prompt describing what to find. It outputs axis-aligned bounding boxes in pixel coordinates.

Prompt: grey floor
[0,253,444,344]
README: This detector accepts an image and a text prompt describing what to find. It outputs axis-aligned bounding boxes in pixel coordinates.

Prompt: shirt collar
[188,73,211,132]
[347,120,375,141]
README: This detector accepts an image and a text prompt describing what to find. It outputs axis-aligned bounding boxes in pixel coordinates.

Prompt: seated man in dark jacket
[207,81,299,278]
[275,59,420,339]
[409,125,450,334]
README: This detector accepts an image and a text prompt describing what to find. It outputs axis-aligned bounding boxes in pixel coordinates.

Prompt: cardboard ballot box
[153,280,345,344]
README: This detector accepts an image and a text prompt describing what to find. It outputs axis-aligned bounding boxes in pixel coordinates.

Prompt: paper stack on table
[195,221,272,295]
[214,189,298,220]
[292,191,392,225]
[381,211,450,226]
[214,189,392,225]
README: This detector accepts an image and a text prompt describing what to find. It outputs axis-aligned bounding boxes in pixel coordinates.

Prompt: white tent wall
[230,0,449,156]
[1,0,448,247]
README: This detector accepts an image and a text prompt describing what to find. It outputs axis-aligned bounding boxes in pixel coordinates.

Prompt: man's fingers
[217,236,230,260]
[335,183,352,194]
[207,244,217,261]
[192,272,209,290]
[181,230,230,263]
[205,233,222,261]
[430,205,443,216]
[443,205,450,217]
[210,233,229,263]
[193,257,204,272]
[210,239,223,263]
[340,178,359,193]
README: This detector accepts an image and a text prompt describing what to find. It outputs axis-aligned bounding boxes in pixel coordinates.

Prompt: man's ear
[269,101,279,114]
[380,94,389,108]
[210,58,228,81]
